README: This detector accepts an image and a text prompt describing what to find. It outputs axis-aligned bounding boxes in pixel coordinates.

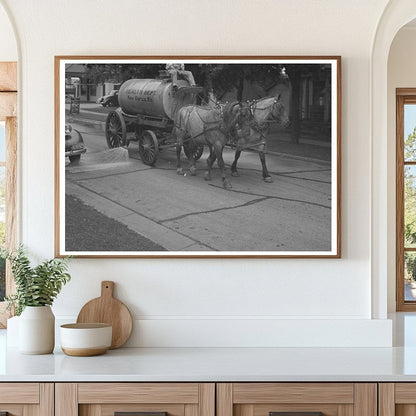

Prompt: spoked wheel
[105,110,126,148]
[183,141,204,161]
[139,130,159,166]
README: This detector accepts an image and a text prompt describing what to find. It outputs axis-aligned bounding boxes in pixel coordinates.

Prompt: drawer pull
[270,413,323,416]
[115,412,168,416]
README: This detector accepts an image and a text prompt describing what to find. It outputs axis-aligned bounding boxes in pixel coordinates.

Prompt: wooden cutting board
[76,281,133,349]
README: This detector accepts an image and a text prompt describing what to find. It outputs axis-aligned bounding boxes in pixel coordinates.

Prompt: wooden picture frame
[55,56,341,258]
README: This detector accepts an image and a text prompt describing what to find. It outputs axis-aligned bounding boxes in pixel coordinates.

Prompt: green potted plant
[4,246,71,354]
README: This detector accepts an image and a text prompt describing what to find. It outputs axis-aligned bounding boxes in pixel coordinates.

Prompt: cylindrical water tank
[118,79,195,120]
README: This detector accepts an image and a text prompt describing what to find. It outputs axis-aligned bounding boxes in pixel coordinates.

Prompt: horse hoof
[223,180,232,190]
[204,172,212,181]
[190,166,197,176]
[177,169,184,176]
[264,176,273,183]
[231,171,240,177]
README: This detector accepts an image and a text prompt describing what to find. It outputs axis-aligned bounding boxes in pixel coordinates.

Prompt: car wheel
[69,155,81,165]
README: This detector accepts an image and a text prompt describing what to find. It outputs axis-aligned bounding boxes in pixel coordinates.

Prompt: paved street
[64,105,333,253]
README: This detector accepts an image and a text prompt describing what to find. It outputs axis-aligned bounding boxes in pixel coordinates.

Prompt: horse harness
[230,98,282,151]
[175,106,227,145]
[175,97,282,150]
[225,100,275,151]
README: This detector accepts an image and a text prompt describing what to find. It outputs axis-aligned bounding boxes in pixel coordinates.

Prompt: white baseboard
[55,317,392,348]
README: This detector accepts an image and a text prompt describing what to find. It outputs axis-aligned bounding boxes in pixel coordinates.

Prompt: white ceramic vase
[19,306,55,354]
[6,315,20,347]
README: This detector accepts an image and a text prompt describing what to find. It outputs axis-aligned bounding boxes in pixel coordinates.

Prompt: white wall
[0,3,16,61]
[387,26,416,312]
[0,0,394,347]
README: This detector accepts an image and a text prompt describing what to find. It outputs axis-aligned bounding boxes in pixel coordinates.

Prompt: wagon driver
[166,63,196,88]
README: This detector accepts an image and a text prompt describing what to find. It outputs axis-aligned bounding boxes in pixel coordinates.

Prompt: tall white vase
[19,306,55,354]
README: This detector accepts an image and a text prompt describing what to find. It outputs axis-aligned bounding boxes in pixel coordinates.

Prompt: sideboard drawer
[217,383,376,416]
[56,383,215,416]
[0,383,53,415]
[378,383,416,415]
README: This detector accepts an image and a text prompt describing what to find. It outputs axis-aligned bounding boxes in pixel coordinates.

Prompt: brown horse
[230,96,290,182]
[174,103,252,190]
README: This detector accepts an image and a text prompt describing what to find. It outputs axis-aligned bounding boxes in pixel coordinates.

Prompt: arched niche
[372,1,416,318]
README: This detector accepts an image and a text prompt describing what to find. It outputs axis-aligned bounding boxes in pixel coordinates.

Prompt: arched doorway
[371,1,416,318]
[0,1,18,327]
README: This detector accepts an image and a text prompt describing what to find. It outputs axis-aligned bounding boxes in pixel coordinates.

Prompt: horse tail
[173,107,185,145]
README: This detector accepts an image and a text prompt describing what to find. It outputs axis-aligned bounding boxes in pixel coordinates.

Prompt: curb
[68,117,330,165]
[67,116,106,131]
[265,149,331,165]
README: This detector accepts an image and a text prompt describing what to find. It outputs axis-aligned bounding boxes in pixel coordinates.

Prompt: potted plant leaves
[4,246,71,354]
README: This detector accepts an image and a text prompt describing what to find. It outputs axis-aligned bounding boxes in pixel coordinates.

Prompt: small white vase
[19,306,55,354]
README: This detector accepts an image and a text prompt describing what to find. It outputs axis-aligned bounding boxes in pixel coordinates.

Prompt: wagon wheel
[139,130,159,166]
[105,110,126,148]
[183,141,204,161]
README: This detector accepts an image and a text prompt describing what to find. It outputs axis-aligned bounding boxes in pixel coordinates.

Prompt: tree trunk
[203,69,214,105]
[237,77,244,102]
[289,69,301,144]
[285,66,302,145]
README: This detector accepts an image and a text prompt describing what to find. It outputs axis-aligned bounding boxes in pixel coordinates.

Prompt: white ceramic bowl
[60,323,112,356]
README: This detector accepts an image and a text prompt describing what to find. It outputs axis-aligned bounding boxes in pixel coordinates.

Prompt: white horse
[174,103,252,190]
[230,96,290,182]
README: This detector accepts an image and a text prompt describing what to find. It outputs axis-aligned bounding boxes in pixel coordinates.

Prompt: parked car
[65,124,86,164]
[96,90,119,107]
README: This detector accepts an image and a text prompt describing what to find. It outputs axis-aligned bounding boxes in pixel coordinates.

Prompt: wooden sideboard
[3,382,416,416]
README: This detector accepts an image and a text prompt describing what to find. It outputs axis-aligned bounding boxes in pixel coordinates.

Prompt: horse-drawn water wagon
[104,68,290,189]
[105,71,204,165]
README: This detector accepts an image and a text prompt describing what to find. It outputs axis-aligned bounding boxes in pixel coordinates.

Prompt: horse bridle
[249,98,281,121]
[244,98,281,141]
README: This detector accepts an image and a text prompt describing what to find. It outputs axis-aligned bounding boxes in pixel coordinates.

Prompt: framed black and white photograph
[55,56,341,258]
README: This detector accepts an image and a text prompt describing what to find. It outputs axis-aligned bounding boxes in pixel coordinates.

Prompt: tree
[186,64,285,102]
[403,127,416,281]
[285,64,332,144]
[0,174,5,247]
[185,64,219,104]
[214,64,284,101]
[285,65,302,144]
[405,127,416,247]
[85,64,165,85]
[405,125,416,160]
